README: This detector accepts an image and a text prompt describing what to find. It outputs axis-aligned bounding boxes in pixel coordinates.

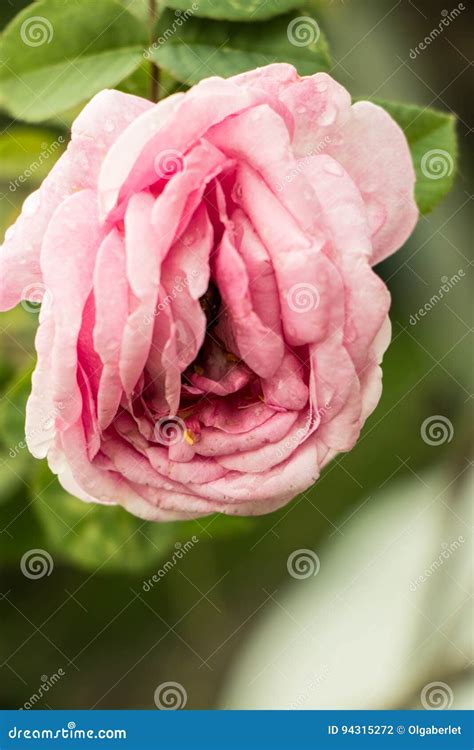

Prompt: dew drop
[22,191,41,217]
[4,225,15,241]
[323,160,344,176]
[104,120,115,133]
[318,106,337,127]
[296,105,307,114]
[315,79,328,93]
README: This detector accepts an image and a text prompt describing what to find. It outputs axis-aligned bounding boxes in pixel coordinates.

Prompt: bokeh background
[0,0,472,710]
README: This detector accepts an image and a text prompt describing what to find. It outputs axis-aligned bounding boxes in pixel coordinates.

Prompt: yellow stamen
[184,429,196,445]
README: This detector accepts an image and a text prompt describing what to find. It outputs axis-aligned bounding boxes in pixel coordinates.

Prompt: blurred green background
[0,0,472,709]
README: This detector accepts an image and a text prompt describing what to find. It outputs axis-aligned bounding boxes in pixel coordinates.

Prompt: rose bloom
[0,64,417,521]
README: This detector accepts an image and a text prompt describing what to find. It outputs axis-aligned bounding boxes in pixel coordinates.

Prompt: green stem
[148,0,160,102]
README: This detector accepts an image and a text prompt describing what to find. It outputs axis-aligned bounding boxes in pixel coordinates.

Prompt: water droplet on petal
[22,191,41,217]
[323,160,344,176]
[315,79,328,92]
[296,105,307,114]
[4,225,15,241]
[104,120,115,133]
[318,106,336,127]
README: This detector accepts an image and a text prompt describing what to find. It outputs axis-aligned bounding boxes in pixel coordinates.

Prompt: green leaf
[150,10,330,84]
[0,127,66,186]
[0,367,32,450]
[31,463,182,573]
[118,60,183,99]
[163,0,303,21]
[0,0,31,31]
[31,462,257,572]
[0,0,148,122]
[120,0,150,24]
[374,99,457,214]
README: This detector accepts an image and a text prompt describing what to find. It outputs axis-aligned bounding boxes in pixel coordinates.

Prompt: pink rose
[0,64,417,521]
